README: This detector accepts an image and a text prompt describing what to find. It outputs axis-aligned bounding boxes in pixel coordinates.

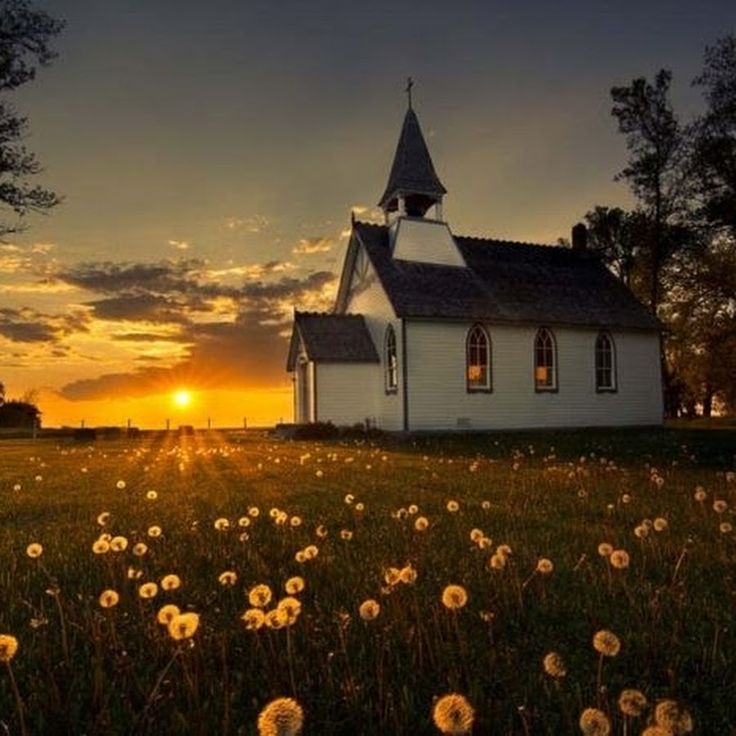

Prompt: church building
[286,97,663,431]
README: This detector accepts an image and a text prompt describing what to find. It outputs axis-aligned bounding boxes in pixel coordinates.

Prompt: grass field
[0,427,734,735]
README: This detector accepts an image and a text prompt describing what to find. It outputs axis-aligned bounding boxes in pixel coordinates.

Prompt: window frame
[384,325,398,394]
[595,330,617,393]
[466,323,492,393]
[534,327,558,393]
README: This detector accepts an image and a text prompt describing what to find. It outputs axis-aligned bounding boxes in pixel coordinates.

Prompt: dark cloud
[0,307,90,343]
[88,294,193,323]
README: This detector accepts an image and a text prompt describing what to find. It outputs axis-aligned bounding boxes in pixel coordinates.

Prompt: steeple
[378,84,446,219]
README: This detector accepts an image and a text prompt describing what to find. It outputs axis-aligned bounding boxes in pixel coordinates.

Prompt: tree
[583,206,642,288]
[0,0,64,236]
[610,70,691,313]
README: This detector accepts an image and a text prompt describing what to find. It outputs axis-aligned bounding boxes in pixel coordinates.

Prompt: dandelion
[641,727,671,736]
[214,517,230,531]
[408,504,419,514]
[489,554,506,570]
[593,630,621,657]
[597,543,613,557]
[441,584,468,611]
[359,599,381,620]
[340,529,353,541]
[0,635,19,662]
[290,515,302,527]
[241,608,265,630]
[138,582,159,600]
[25,543,43,559]
[536,558,554,575]
[238,516,251,527]
[720,521,733,534]
[713,500,728,514]
[132,542,148,556]
[116,480,126,490]
[634,525,649,539]
[315,524,328,538]
[446,500,459,513]
[653,517,668,532]
[157,604,180,625]
[694,487,707,502]
[277,597,301,624]
[618,689,647,717]
[543,651,566,678]
[414,516,429,531]
[344,493,355,505]
[432,693,474,735]
[609,549,630,570]
[481,500,491,510]
[146,490,158,500]
[167,612,199,640]
[97,512,110,526]
[654,700,693,734]
[400,565,418,584]
[497,544,513,558]
[248,584,273,608]
[578,707,611,735]
[265,608,289,629]
[99,589,119,608]
[303,544,319,559]
[384,567,401,586]
[257,696,304,736]
[110,536,128,552]
[621,493,632,504]
[219,571,238,587]
[92,538,110,554]
[147,525,162,538]
[160,574,181,591]
[285,576,305,595]
[469,528,484,543]
[248,506,260,518]
[294,550,306,563]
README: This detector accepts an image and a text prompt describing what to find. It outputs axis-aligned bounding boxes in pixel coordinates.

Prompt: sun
[173,389,192,408]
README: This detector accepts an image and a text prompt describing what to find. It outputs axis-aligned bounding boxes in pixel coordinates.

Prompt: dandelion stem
[132,649,180,731]
[6,662,29,736]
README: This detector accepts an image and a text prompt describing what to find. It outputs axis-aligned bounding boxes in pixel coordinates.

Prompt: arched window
[384,325,398,393]
[466,324,491,391]
[534,328,557,391]
[595,331,617,392]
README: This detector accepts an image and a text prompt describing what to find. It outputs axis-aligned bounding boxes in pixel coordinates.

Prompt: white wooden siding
[404,322,662,430]
[315,364,379,427]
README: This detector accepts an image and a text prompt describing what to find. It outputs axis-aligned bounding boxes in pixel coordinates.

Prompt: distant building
[287,99,662,431]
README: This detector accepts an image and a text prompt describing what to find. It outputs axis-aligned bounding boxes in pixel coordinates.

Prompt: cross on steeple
[405,76,413,109]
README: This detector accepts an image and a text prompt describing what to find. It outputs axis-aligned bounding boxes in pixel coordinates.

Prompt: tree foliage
[0,0,64,236]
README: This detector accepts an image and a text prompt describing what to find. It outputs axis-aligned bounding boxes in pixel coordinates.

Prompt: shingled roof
[378,108,446,211]
[343,221,660,331]
[286,312,380,371]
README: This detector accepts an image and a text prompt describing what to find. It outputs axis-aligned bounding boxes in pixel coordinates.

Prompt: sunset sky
[2,0,735,428]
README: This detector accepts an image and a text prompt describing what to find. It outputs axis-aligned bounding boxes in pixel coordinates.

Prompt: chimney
[571,223,588,251]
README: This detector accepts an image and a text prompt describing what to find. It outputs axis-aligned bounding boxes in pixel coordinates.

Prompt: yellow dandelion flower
[138,582,159,600]
[384,567,401,586]
[248,584,273,608]
[542,651,566,678]
[161,574,181,591]
[359,599,380,621]
[132,542,148,556]
[157,604,180,625]
[110,536,128,552]
[593,630,621,657]
[578,707,611,736]
[167,612,199,640]
[432,693,474,735]
[609,549,630,570]
[26,542,43,558]
[147,525,162,538]
[0,634,19,662]
[414,516,429,531]
[618,689,647,717]
[241,608,266,630]
[92,538,110,554]
[597,543,613,557]
[97,512,110,526]
[218,571,238,587]
[256,696,304,736]
[264,608,289,630]
[214,517,230,531]
[536,558,554,575]
[441,584,468,611]
[285,576,305,595]
[654,700,693,734]
[446,500,459,513]
[99,589,119,608]
[400,565,417,584]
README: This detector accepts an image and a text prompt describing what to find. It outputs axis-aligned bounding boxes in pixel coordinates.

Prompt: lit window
[534,328,557,391]
[385,325,398,393]
[595,331,616,391]
[466,325,491,391]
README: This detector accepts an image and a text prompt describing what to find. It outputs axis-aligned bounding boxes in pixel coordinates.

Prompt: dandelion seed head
[168,612,199,640]
[157,604,180,625]
[441,584,468,611]
[264,608,289,629]
[0,634,19,663]
[543,651,566,678]
[359,599,380,621]
[214,517,230,531]
[161,574,181,591]
[597,543,613,557]
[99,589,119,608]
[432,693,474,735]
[400,565,418,584]
[147,525,162,538]
[138,582,159,600]
[26,542,43,559]
[536,558,554,575]
[593,630,621,657]
[285,576,305,595]
[92,538,110,554]
[414,516,429,531]
[218,571,238,587]
[618,689,647,717]
[653,517,668,532]
[116,480,126,490]
[303,544,319,560]
[132,542,148,556]
[609,549,630,570]
[248,584,273,608]
[654,700,693,734]
[446,500,459,513]
[110,536,128,552]
[579,707,611,735]
[257,696,304,736]
[97,512,110,526]
[241,608,265,630]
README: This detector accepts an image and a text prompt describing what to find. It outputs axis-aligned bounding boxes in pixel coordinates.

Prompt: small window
[534,328,557,391]
[595,331,617,392]
[466,324,491,391]
[384,325,398,393]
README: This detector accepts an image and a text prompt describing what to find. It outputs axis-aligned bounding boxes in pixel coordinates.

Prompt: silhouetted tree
[0,0,64,236]
[0,399,40,428]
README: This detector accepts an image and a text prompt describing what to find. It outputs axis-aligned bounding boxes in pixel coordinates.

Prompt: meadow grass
[0,428,734,735]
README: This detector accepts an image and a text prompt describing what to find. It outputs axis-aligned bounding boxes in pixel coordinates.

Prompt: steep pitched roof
[286,312,379,371]
[378,108,446,210]
[346,221,660,331]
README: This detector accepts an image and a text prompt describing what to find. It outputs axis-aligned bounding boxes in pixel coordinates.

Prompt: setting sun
[173,389,192,408]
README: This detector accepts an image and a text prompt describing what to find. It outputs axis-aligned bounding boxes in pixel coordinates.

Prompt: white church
[287,98,663,431]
